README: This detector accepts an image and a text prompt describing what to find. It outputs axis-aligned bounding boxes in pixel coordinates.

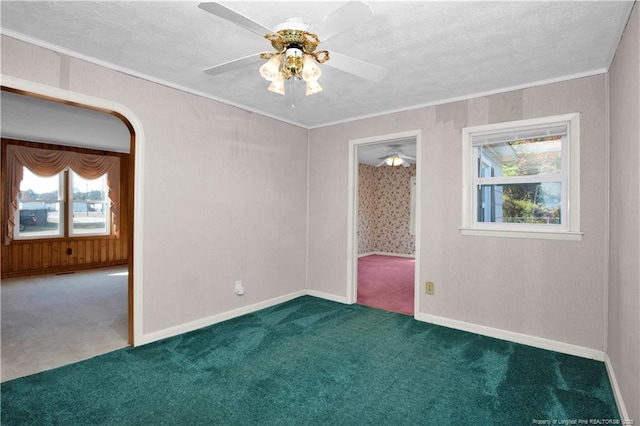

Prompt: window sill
[459,227,583,241]
[11,234,116,244]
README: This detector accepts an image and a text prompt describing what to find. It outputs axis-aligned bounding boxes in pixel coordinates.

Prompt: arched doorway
[1,76,144,348]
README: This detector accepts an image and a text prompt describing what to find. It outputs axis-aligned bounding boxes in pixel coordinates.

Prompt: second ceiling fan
[376,145,416,167]
[198,1,387,98]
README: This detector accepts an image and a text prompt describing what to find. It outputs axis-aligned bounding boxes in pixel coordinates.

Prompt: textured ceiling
[0,1,634,129]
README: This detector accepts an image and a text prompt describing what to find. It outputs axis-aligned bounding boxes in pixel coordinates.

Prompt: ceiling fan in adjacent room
[197,1,387,98]
[376,145,416,167]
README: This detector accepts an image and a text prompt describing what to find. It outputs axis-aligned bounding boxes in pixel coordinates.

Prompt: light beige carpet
[1,266,128,382]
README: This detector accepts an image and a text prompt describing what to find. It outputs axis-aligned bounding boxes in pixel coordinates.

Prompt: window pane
[17,168,62,237]
[478,182,561,224]
[70,172,109,236]
[72,202,107,234]
[477,136,562,178]
[19,168,59,200]
[72,174,106,202]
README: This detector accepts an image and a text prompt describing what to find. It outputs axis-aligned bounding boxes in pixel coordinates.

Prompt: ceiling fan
[197,1,387,98]
[376,145,416,167]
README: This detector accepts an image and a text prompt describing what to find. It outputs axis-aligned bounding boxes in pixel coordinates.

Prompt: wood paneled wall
[1,139,130,278]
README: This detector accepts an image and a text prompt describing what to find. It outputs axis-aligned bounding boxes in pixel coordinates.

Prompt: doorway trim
[1,75,145,345]
[346,130,422,316]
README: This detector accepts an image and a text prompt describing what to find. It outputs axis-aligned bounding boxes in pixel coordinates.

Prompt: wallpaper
[358,163,416,255]
[358,164,377,254]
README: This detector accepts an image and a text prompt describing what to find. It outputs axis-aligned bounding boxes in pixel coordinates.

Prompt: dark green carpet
[1,296,619,425]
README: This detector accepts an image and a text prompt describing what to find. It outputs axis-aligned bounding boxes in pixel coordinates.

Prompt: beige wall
[608,3,639,422]
[358,164,416,255]
[309,75,608,352]
[1,35,309,336]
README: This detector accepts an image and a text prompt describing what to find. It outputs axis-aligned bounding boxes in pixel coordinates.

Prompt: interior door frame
[1,75,145,345]
[346,130,422,316]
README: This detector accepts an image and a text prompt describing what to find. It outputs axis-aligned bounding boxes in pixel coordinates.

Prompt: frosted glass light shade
[385,156,404,166]
[268,77,285,95]
[302,55,321,82]
[260,56,282,82]
[305,80,322,96]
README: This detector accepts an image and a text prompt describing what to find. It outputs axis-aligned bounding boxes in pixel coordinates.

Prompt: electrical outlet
[425,281,434,295]
[235,280,244,296]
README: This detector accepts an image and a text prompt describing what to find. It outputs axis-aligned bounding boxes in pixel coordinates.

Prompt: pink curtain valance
[4,144,120,244]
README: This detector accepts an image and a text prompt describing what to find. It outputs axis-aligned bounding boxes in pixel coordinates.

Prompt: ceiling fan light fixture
[385,155,404,167]
[302,54,321,82]
[268,74,286,95]
[284,48,303,78]
[305,80,323,96]
[259,55,281,81]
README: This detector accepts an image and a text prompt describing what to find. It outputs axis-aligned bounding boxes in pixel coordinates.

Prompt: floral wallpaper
[358,163,416,255]
[358,164,377,254]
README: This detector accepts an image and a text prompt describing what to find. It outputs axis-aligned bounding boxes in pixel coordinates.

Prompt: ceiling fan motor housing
[266,27,329,80]
[267,29,319,54]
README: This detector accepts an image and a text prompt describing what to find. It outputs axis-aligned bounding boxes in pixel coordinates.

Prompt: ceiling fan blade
[204,53,264,76]
[401,154,417,162]
[198,2,274,37]
[375,159,388,167]
[325,51,387,82]
[311,0,375,42]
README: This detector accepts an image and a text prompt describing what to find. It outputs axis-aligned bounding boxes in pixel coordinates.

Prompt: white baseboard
[139,290,609,366]
[415,312,605,361]
[138,290,306,345]
[306,289,348,304]
[358,252,415,259]
[604,353,631,423]
[358,252,377,258]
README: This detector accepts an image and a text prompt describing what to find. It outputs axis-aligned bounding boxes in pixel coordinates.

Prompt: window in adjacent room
[6,143,120,243]
[16,168,64,238]
[14,167,112,240]
[460,113,582,241]
[69,171,110,236]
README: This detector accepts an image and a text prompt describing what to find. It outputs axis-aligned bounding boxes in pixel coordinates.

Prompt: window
[70,171,110,236]
[6,144,120,243]
[14,167,111,240]
[461,113,582,241]
[16,168,64,239]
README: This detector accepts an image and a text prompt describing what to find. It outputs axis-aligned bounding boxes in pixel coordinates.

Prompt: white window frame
[68,171,111,237]
[14,170,65,240]
[460,113,582,241]
[14,168,112,240]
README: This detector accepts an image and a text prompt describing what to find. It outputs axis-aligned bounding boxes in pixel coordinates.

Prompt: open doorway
[347,130,421,316]
[0,84,140,379]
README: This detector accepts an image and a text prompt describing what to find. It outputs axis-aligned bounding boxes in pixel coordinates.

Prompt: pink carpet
[357,254,415,315]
